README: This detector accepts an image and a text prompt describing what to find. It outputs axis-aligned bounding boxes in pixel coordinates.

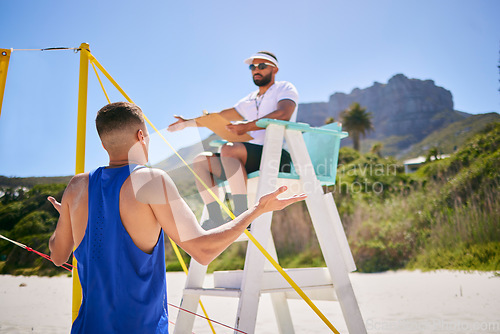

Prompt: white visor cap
[244,52,279,68]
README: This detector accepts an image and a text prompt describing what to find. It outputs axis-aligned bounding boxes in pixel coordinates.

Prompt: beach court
[1,270,499,334]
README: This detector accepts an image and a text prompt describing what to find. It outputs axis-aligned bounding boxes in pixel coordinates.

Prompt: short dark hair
[95,102,145,138]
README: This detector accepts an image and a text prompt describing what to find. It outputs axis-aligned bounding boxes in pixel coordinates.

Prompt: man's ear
[137,129,145,142]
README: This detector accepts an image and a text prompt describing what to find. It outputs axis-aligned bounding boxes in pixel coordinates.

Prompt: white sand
[0,270,499,333]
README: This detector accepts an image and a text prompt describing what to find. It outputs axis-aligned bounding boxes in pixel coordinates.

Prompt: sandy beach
[0,270,499,334]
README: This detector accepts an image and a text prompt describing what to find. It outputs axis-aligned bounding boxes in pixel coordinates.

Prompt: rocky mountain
[298,74,471,156]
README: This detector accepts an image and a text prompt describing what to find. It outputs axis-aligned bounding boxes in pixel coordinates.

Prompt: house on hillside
[403,154,450,173]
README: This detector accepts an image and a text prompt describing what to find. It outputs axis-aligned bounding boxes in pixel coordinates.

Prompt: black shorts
[214,142,292,178]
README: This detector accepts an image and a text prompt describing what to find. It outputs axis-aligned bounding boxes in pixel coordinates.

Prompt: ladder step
[183,287,241,298]
[283,286,337,301]
[213,267,336,300]
[183,284,337,300]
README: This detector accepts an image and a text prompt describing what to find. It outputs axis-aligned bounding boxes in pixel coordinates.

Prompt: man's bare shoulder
[129,167,179,204]
[64,173,89,196]
[59,173,89,211]
[131,167,173,185]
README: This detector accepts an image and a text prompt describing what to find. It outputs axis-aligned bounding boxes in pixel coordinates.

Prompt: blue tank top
[72,165,169,334]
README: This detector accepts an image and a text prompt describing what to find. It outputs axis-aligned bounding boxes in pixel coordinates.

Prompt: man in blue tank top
[47,102,306,333]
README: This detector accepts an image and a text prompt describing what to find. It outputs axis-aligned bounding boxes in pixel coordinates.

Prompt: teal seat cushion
[211,120,348,187]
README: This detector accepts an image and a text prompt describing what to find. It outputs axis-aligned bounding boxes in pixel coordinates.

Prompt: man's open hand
[47,196,62,214]
[167,115,189,132]
[256,186,307,213]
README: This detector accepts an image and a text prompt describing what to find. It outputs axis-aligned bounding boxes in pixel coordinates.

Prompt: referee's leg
[220,142,249,216]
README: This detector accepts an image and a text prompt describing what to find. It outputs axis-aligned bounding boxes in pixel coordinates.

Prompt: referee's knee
[220,142,245,158]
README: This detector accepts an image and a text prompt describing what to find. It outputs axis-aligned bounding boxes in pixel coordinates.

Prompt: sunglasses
[249,63,276,71]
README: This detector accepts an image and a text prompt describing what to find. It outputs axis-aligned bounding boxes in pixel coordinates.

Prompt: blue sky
[0,0,499,177]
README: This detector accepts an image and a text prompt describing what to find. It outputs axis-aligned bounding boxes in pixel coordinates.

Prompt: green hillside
[356,112,499,157]
[400,112,500,159]
[0,183,66,275]
[336,122,500,272]
[0,175,72,188]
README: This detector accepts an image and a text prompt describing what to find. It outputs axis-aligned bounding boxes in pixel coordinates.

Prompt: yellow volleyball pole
[72,42,90,322]
[0,48,12,118]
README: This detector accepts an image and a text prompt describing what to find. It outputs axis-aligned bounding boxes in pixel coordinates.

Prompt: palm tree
[426,147,439,162]
[370,143,383,158]
[340,102,374,151]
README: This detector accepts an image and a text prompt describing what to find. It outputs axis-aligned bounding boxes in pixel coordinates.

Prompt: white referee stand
[174,119,367,334]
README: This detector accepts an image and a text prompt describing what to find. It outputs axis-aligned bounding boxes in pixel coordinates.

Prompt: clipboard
[195,113,253,142]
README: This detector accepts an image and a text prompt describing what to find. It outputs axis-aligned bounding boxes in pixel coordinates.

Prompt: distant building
[403,154,450,173]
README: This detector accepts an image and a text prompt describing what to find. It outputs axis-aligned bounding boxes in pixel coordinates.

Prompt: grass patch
[280,248,326,268]
[207,243,246,273]
[408,242,500,271]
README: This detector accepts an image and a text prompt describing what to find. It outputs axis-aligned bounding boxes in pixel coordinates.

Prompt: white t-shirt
[233,81,299,146]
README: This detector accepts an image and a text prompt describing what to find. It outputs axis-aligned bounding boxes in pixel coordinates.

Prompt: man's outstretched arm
[139,168,306,265]
[167,108,243,132]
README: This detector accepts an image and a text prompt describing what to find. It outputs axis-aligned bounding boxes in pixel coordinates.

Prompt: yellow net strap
[85,49,339,333]
[90,62,111,104]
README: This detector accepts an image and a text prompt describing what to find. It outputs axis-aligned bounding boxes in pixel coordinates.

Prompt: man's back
[66,168,163,254]
[69,165,168,334]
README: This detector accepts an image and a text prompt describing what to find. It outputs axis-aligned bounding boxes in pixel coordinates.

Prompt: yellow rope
[86,49,338,333]
[91,62,111,104]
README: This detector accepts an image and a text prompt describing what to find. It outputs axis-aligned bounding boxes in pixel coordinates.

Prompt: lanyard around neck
[254,92,265,112]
